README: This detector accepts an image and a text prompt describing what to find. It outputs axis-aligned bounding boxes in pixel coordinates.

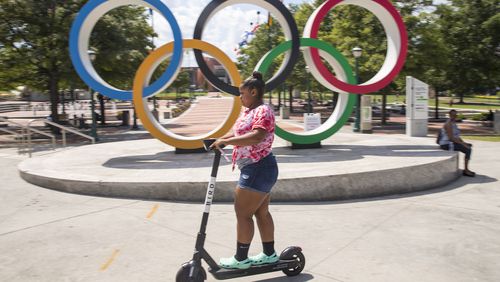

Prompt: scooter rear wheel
[281,250,306,277]
[175,263,206,282]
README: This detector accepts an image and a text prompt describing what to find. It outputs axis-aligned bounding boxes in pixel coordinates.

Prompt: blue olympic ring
[69,0,183,101]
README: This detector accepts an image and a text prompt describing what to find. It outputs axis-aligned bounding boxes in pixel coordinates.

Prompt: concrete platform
[18,133,459,202]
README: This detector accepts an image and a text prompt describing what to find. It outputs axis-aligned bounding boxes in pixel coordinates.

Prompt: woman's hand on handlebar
[210,138,227,150]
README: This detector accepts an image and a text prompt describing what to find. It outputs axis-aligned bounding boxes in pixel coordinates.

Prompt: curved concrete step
[18,133,460,202]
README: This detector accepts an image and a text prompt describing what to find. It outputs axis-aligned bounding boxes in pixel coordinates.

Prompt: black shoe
[463,170,476,177]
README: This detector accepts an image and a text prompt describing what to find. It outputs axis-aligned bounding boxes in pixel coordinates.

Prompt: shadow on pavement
[102,144,450,170]
[253,273,315,282]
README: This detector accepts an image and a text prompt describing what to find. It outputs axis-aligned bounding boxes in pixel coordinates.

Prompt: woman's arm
[211,128,266,149]
[219,130,235,140]
[445,122,469,147]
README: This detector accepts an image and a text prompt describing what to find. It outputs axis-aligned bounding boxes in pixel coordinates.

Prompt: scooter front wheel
[175,262,206,282]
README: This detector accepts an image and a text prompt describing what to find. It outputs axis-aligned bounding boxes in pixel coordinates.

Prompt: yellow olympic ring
[133,39,242,149]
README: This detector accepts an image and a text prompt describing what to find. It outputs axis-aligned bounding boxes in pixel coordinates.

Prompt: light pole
[87,50,98,140]
[149,8,158,114]
[305,66,312,114]
[190,84,196,101]
[352,46,362,132]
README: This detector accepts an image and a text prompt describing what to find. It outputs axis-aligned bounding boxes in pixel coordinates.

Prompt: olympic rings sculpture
[70,0,408,149]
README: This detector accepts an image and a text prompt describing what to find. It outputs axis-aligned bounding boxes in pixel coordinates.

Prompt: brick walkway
[163,97,236,137]
[163,96,305,137]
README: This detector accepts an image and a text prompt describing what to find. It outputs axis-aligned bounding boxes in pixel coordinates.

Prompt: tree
[226,0,500,109]
[169,71,191,95]
[435,0,500,102]
[237,3,328,111]
[0,1,155,124]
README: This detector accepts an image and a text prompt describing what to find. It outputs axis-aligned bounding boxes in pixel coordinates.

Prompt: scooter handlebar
[203,139,225,152]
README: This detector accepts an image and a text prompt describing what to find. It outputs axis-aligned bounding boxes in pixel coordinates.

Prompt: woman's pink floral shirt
[232,104,275,170]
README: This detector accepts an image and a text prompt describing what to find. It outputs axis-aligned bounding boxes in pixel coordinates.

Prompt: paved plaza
[1,0,498,280]
[1,136,499,282]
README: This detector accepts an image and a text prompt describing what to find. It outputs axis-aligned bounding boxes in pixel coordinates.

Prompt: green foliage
[237,3,327,93]
[470,112,491,121]
[435,0,500,101]
[0,0,154,121]
[237,0,499,101]
[168,71,191,92]
[314,3,386,83]
[89,6,155,89]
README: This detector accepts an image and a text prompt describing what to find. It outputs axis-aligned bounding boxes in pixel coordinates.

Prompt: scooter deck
[208,259,298,280]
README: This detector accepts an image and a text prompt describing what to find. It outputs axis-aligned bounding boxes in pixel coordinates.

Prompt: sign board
[362,107,372,121]
[304,113,321,131]
[360,95,373,133]
[406,76,429,137]
[406,76,429,120]
[158,109,172,124]
[361,95,372,123]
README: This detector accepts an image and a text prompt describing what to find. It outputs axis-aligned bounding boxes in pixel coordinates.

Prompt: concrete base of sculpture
[18,133,460,202]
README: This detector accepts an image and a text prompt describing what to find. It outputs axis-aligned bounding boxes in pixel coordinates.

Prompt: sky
[148,0,448,66]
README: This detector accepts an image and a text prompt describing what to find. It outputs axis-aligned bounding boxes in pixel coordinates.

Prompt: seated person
[438,109,475,177]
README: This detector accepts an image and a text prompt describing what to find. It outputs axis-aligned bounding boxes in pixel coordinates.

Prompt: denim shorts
[238,153,278,194]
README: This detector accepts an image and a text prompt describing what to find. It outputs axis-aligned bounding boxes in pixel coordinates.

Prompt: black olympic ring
[193,0,300,96]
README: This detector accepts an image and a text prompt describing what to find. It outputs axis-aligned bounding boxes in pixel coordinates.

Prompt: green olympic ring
[256,38,356,144]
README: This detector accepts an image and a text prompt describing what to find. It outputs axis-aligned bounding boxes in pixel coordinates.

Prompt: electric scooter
[175,139,305,281]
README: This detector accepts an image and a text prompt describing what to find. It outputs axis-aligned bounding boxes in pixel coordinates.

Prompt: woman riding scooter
[211,71,279,269]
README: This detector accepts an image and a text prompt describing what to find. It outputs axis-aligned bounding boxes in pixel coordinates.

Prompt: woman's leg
[234,187,268,244]
[454,142,474,174]
[255,194,274,242]
[255,194,276,256]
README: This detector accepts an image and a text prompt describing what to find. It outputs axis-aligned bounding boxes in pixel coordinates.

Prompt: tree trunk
[459,92,464,104]
[98,94,106,125]
[332,92,338,112]
[48,75,60,134]
[434,88,439,119]
[70,86,76,102]
[288,85,293,113]
[49,75,59,123]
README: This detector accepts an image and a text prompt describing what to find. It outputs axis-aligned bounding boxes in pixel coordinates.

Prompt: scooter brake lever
[203,139,230,162]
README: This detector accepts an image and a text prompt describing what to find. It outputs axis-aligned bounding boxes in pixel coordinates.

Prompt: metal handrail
[41,119,95,146]
[25,119,54,140]
[0,127,22,137]
[1,117,56,157]
[26,120,57,157]
[0,127,27,154]
[0,117,29,153]
[1,117,95,157]
[0,117,26,128]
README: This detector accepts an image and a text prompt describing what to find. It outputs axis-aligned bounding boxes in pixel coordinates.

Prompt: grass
[428,100,500,111]
[462,135,500,142]
[365,94,500,111]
